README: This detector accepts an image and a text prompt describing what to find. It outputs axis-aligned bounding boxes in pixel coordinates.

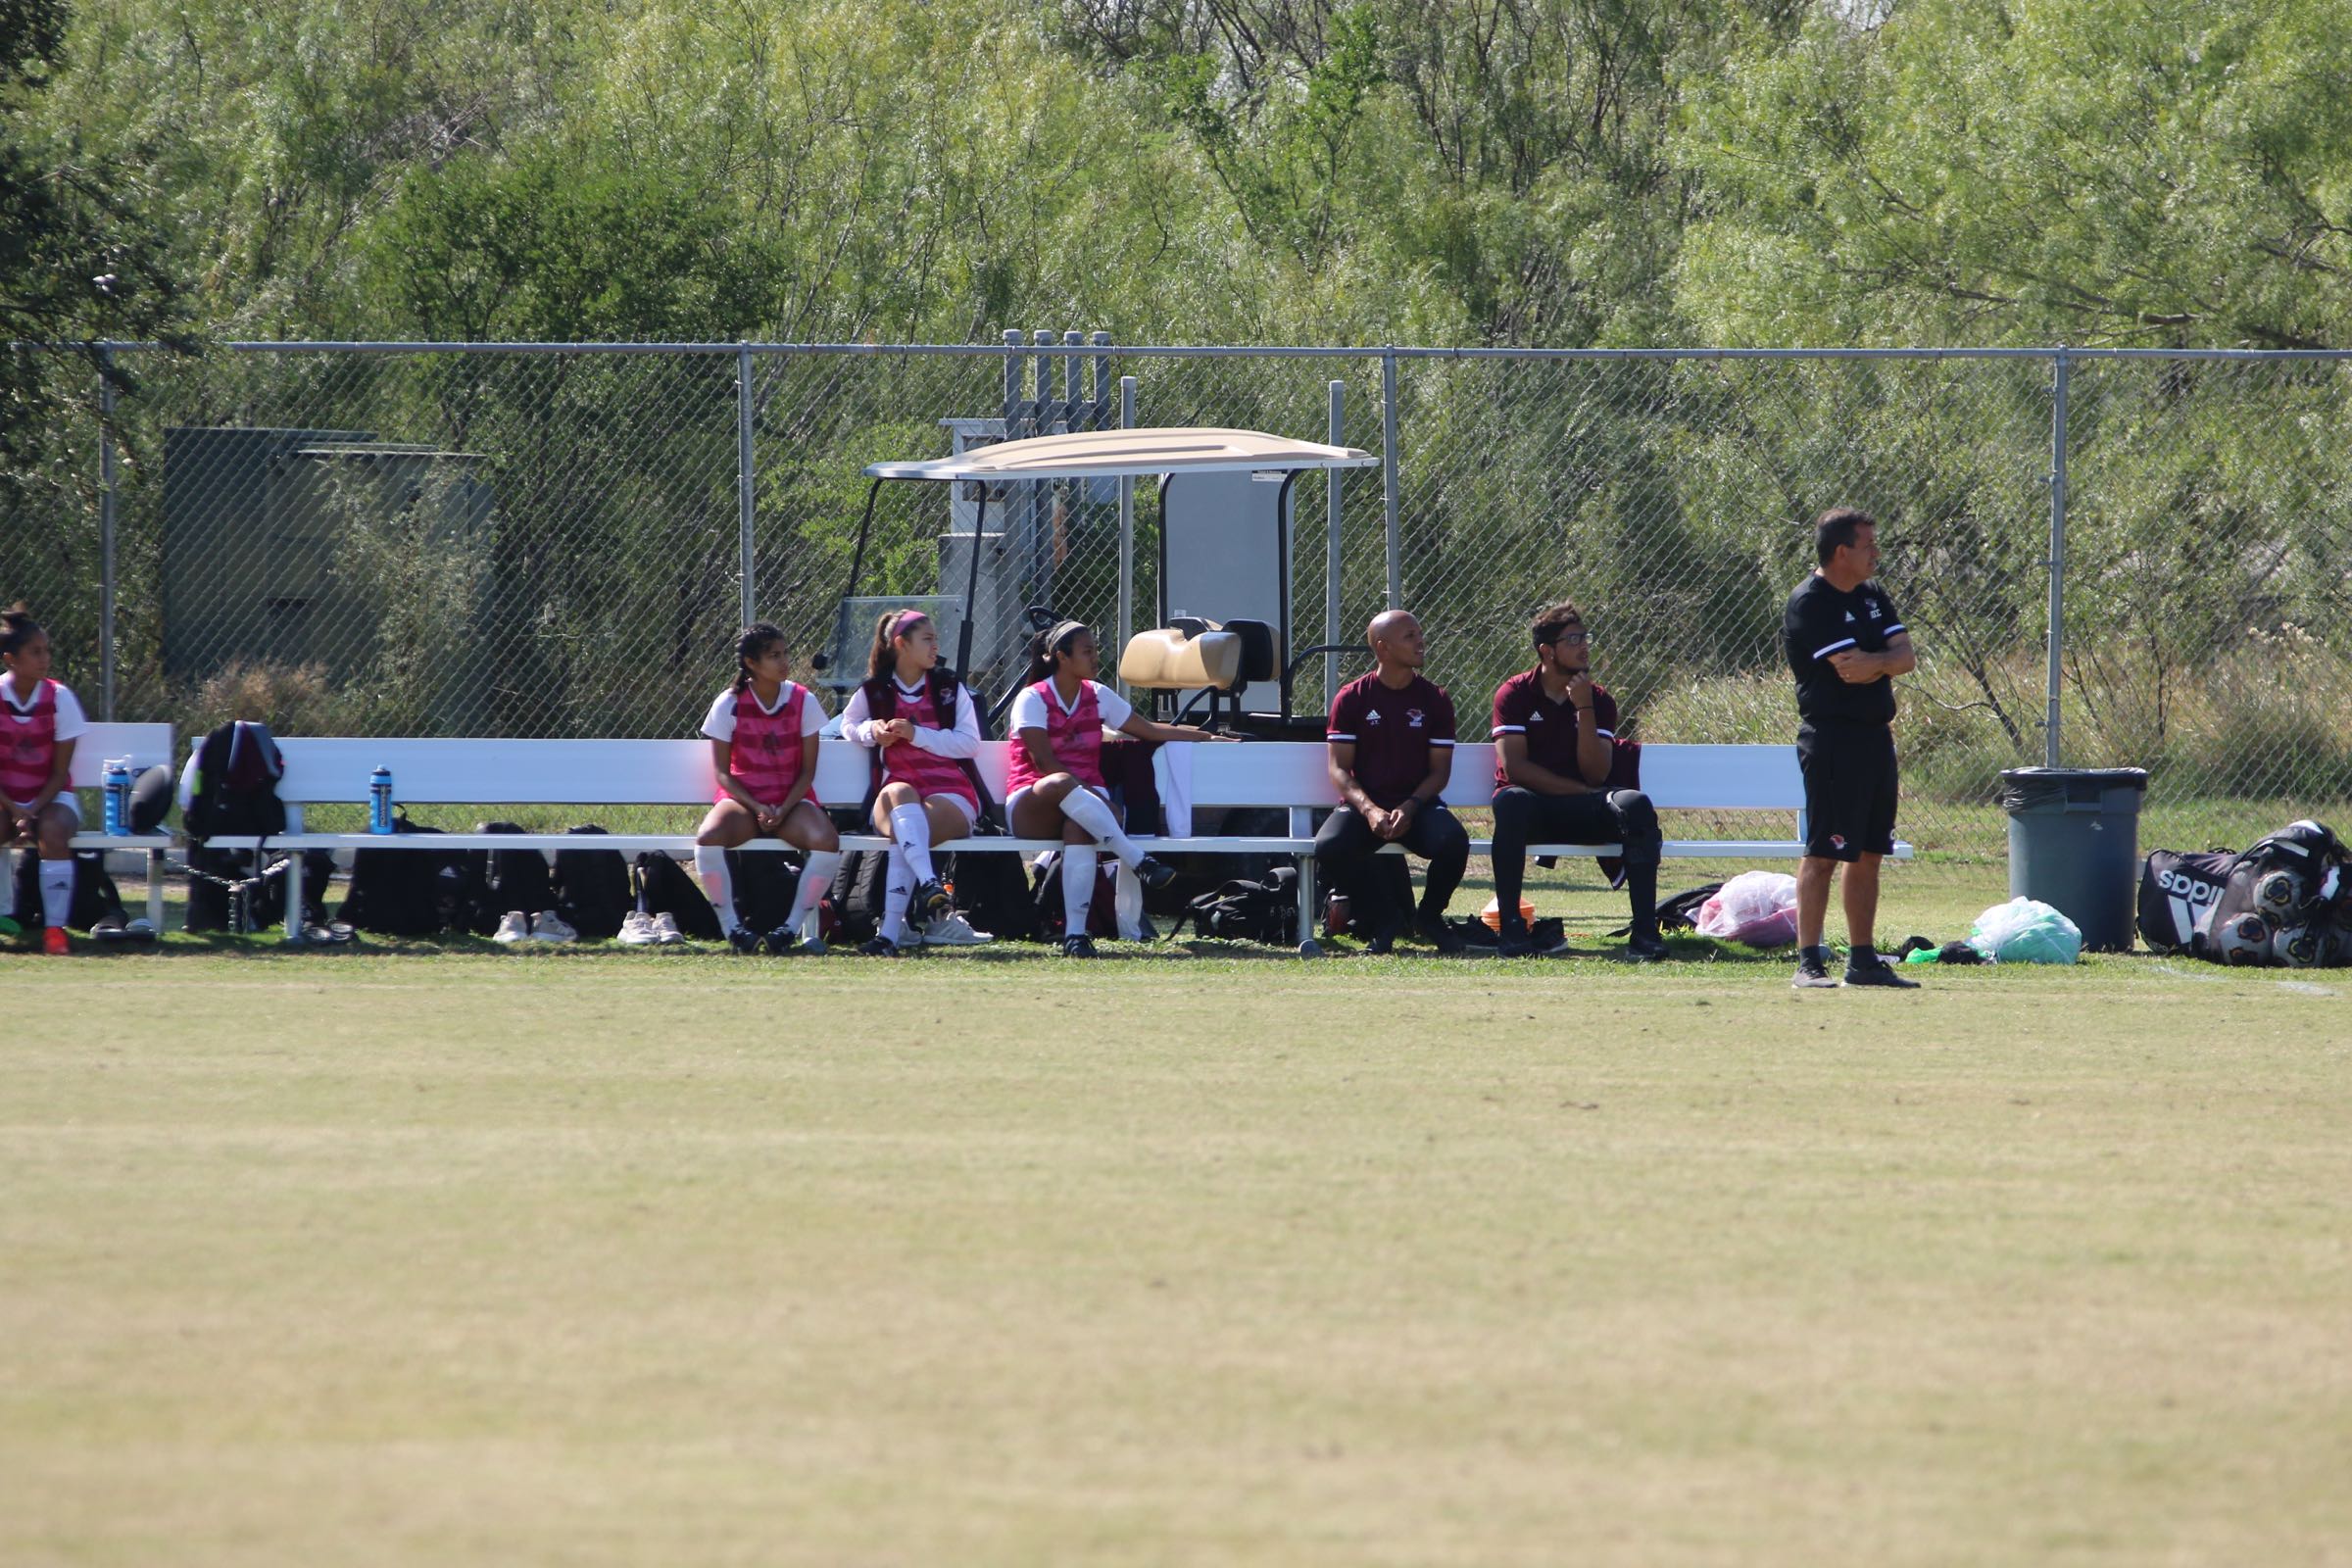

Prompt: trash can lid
[1996,767,2150,788]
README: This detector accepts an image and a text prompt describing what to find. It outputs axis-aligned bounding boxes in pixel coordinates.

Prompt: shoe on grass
[1844,953,1921,989]
[1624,932,1670,963]
[727,925,764,956]
[857,934,901,958]
[919,911,991,947]
[0,914,22,940]
[1494,918,1539,959]
[616,910,662,948]
[1412,913,1467,955]
[491,910,531,945]
[1060,933,1098,958]
[43,925,70,956]
[649,911,687,946]
[1791,950,1840,989]
[1134,856,1175,892]
[911,877,953,922]
[529,910,576,944]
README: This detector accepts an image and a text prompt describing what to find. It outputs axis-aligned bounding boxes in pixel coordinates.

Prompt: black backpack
[183,721,288,842]
[725,848,802,935]
[1029,850,1120,941]
[474,821,554,926]
[941,847,1038,942]
[12,850,128,933]
[553,826,632,940]
[1172,867,1299,944]
[339,816,483,937]
[633,853,722,940]
[2137,849,2235,954]
[184,846,333,933]
[824,849,894,944]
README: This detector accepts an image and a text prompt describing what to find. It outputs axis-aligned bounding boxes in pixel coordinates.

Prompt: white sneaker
[649,911,687,946]
[528,910,577,944]
[491,910,531,945]
[616,910,662,947]
[918,911,992,947]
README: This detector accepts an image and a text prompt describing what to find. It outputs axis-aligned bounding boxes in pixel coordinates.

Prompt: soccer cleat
[649,912,687,946]
[857,934,901,958]
[1624,932,1670,963]
[528,911,577,945]
[0,914,22,940]
[1494,919,1540,959]
[727,925,764,955]
[918,912,991,947]
[1413,913,1467,955]
[616,910,662,948]
[42,925,70,956]
[491,910,531,945]
[1060,933,1099,958]
[1134,856,1176,892]
[797,932,828,957]
[1843,953,1921,989]
[910,877,954,922]
[1791,952,1840,989]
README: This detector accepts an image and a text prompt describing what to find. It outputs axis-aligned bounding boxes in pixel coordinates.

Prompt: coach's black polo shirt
[1327,671,1456,808]
[1784,572,1904,725]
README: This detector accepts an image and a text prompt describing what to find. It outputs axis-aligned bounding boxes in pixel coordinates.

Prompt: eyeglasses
[1548,630,1591,647]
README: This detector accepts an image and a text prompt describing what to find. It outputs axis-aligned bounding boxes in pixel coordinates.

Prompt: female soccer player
[696,621,842,954]
[1,607,88,954]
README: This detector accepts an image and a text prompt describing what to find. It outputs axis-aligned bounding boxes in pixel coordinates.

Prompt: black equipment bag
[1028,850,1121,942]
[339,816,481,937]
[632,853,722,940]
[471,821,554,929]
[1172,866,1298,944]
[2137,849,2235,954]
[824,849,893,944]
[552,825,632,940]
[2184,820,2350,965]
[724,848,801,935]
[183,721,287,841]
[184,846,333,933]
[941,846,1037,942]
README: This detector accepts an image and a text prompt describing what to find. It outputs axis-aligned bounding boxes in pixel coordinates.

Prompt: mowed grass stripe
[3,956,2349,1566]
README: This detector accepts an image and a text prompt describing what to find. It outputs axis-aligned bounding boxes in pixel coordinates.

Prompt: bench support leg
[1292,807,1320,958]
[147,847,165,932]
[281,853,306,944]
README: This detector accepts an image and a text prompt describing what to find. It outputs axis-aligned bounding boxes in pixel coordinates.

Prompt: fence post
[1117,374,1137,701]
[98,343,118,720]
[1326,379,1346,705]
[1380,348,1401,609]
[737,343,757,626]
[2045,344,2070,768]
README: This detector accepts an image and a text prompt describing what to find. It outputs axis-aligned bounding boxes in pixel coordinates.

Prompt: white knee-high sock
[1061,845,1099,936]
[888,805,937,883]
[1114,862,1145,940]
[878,846,912,943]
[40,858,73,930]
[694,846,737,933]
[791,851,841,934]
[1057,788,1140,868]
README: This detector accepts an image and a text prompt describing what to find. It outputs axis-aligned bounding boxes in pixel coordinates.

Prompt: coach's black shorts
[1796,719,1897,860]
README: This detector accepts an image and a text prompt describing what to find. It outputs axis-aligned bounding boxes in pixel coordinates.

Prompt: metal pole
[1117,375,1137,700]
[1325,379,1345,706]
[736,342,756,627]
[1002,329,1022,433]
[98,345,118,719]
[1380,348,1402,609]
[2046,345,2070,768]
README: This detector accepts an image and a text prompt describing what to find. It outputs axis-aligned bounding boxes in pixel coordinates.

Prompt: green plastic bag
[1968,897,2082,965]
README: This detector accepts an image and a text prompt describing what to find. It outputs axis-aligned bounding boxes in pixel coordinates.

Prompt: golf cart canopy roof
[863,426,1378,482]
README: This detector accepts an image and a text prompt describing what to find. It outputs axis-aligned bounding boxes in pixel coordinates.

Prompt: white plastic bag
[1695,870,1800,948]
[1967,897,2082,964]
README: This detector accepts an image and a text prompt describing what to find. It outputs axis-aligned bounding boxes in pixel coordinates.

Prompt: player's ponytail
[733,621,784,694]
[1020,619,1089,688]
[867,609,928,679]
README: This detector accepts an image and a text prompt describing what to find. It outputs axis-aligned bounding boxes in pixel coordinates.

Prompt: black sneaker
[1360,924,1399,956]
[857,935,901,958]
[1060,933,1098,958]
[911,878,953,921]
[1413,913,1467,955]
[759,925,803,956]
[1792,952,1840,989]
[1624,932,1670,963]
[727,926,763,956]
[1134,856,1176,892]
[1494,919,1539,959]
[1844,953,1921,989]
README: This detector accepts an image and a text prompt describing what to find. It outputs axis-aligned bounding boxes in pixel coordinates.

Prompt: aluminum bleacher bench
[194,735,1905,951]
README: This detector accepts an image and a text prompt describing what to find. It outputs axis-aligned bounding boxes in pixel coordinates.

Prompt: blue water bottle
[368,766,395,834]
[103,758,130,836]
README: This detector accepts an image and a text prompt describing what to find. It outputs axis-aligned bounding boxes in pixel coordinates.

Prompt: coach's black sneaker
[1791,945,1840,989]
[1494,918,1540,958]
[1134,856,1176,892]
[1843,950,1920,989]
[727,925,763,956]
[857,935,901,958]
[911,877,953,922]
[1624,931,1670,963]
[1360,922,1400,956]
[1413,912,1467,955]
[1060,933,1099,958]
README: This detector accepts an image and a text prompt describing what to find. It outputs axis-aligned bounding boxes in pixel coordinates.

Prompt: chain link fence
[9,340,2352,871]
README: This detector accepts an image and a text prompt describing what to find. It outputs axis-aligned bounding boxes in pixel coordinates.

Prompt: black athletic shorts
[1796,719,1897,860]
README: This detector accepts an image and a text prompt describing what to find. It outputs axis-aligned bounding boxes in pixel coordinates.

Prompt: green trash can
[1996,766,2149,952]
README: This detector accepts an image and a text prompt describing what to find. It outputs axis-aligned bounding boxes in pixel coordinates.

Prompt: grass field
[5,866,2351,1565]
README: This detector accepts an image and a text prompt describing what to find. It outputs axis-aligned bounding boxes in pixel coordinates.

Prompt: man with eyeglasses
[1487,601,1665,960]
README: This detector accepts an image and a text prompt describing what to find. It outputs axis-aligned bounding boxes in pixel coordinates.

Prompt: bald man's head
[1367,610,1426,676]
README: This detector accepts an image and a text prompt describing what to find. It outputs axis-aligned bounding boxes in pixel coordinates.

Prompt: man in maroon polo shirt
[1318,610,1470,955]
[1488,600,1665,960]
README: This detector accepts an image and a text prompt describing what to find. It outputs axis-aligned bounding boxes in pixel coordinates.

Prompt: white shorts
[924,792,977,833]
[7,795,79,827]
[1005,782,1111,822]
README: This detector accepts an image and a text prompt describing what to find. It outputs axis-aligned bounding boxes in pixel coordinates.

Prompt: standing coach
[1784,508,1918,990]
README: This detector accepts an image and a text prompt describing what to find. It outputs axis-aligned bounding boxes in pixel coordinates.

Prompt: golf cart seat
[1121,626,1243,690]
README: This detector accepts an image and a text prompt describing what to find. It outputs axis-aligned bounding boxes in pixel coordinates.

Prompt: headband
[888,610,929,641]
[1046,618,1089,651]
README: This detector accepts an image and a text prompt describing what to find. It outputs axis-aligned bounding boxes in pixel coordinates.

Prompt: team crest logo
[1831,833,1846,850]
[1868,603,1883,619]
[1406,709,1426,728]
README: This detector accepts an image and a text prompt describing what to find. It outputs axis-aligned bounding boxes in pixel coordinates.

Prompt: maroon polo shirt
[1327,671,1456,809]
[1490,669,1618,791]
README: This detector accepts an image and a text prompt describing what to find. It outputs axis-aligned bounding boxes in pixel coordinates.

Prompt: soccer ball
[2272,923,2324,968]
[2209,910,2275,966]
[2253,868,2307,917]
